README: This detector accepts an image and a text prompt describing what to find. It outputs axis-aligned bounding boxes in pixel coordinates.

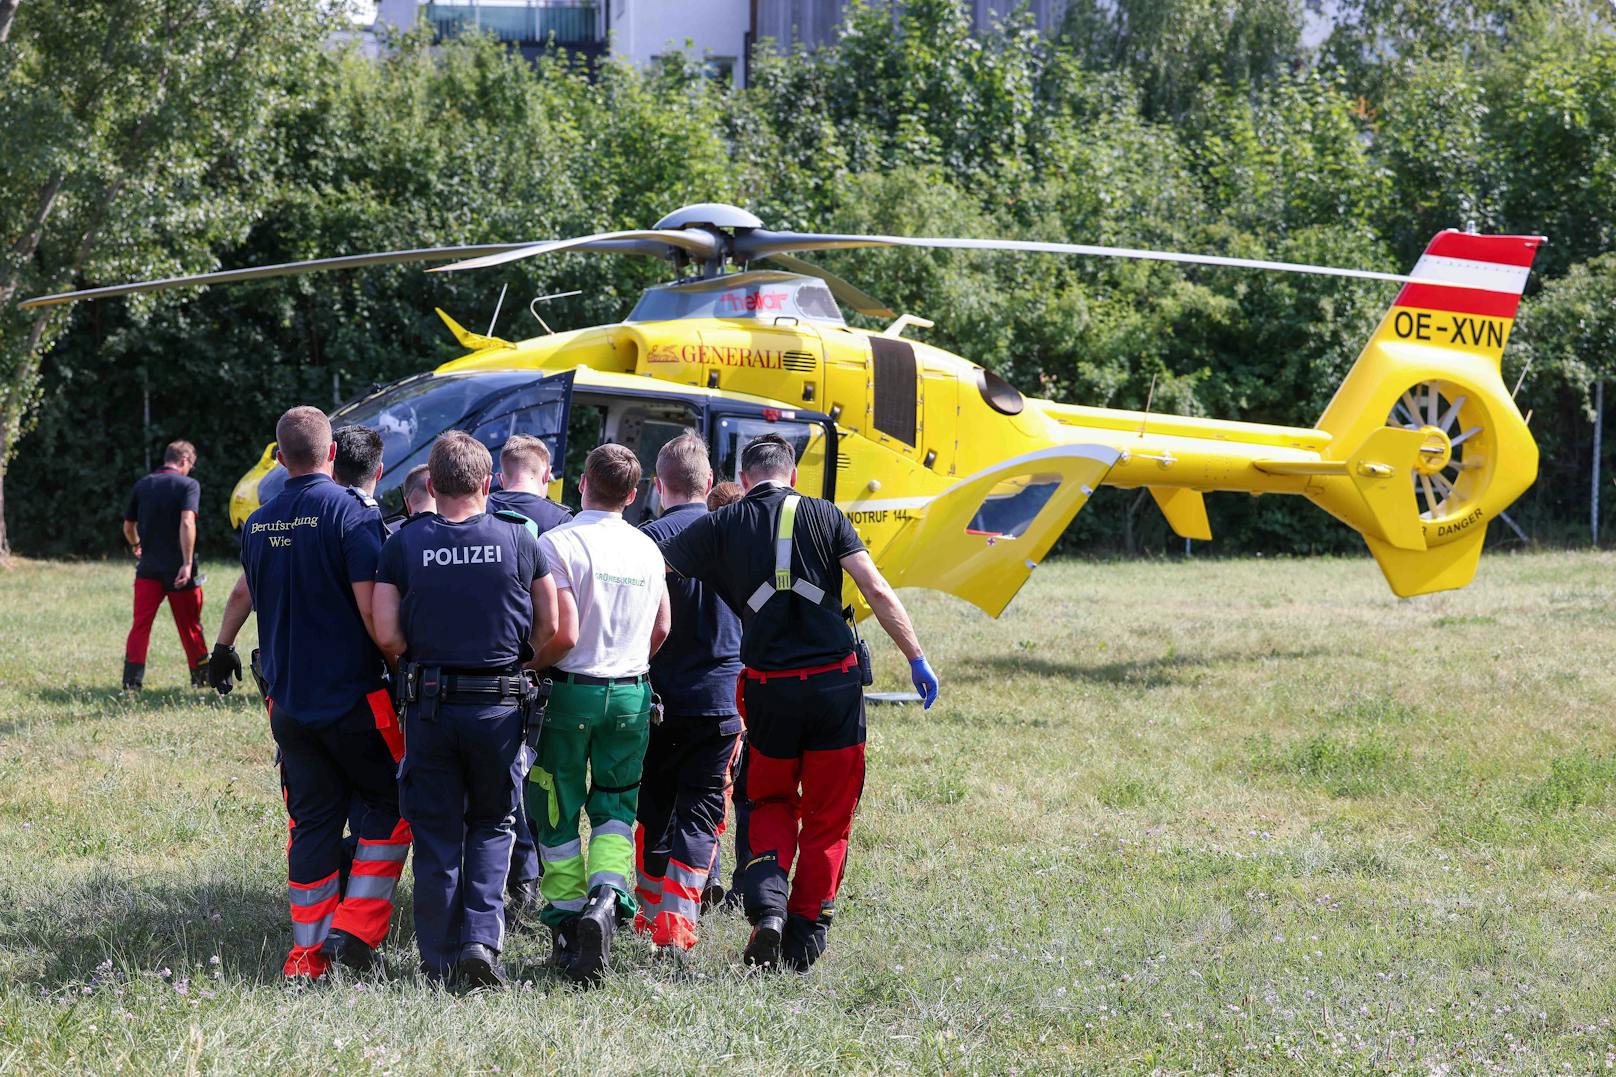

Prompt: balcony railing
[424,3,600,47]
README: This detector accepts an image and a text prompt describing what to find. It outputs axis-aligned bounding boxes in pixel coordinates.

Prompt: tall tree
[0,0,326,555]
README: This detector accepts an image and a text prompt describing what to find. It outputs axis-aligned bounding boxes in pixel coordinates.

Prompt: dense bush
[3,0,1613,560]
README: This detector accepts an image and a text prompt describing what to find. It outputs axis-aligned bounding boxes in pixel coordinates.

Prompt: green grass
[4,549,1616,1073]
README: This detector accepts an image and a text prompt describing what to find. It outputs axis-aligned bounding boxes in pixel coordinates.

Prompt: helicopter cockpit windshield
[251,370,536,509]
[626,273,845,326]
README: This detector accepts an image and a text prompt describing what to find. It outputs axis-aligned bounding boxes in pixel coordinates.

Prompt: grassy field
[3,550,1616,1074]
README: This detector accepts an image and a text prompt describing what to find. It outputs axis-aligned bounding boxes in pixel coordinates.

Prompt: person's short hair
[332,425,384,488]
[582,443,641,508]
[428,431,492,498]
[739,433,796,480]
[163,440,196,466]
[707,481,743,510]
[499,435,552,482]
[655,432,711,499]
[275,406,332,471]
[402,463,432,511]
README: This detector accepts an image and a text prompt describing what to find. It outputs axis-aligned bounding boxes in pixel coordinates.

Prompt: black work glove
[208,643,242,696]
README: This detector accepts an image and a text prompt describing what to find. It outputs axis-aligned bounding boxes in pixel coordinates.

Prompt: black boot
[319,928,377,974]
[569,885,618,984]
[782,913,828,973]
[743,914,785,970]
[189,662,209,688]
[122,661,145,691]
[506,878,538,919]
[548,915,580,976]
[701,880,726,915]
[456,942,509,991]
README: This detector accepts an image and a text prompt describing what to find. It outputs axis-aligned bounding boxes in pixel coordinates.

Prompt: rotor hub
[1413,425,1452,475]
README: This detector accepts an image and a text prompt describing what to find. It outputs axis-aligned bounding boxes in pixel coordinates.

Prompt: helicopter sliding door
[458,371,576,501]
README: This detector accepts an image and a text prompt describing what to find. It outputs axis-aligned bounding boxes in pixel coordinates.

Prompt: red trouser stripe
[125,577,208,666]
[366,690,405,763]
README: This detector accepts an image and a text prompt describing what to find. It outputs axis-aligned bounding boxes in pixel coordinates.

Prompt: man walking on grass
[121,439,209,691]
[531,444,670,983]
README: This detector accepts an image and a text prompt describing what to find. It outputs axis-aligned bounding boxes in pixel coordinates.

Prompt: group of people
[120,405,940,988]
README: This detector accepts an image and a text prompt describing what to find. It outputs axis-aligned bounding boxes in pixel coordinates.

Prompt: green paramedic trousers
[529,677,652,928]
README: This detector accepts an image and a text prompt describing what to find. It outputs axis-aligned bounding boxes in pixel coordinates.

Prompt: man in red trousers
[122,440,208,690]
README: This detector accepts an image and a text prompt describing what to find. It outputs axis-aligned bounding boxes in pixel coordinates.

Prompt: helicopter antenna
[487,283,509,337]
[1138,373,1158,438]
[1512,357,1533,399]
[528,289,582,335]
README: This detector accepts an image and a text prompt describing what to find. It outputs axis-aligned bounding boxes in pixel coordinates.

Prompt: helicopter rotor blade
[430,229,723,273]
[761,253,896,319]
[18,244,548,310]
[734,230,1453,286]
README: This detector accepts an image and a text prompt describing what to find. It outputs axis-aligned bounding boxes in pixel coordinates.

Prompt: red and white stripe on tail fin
[1394,230,1544,328]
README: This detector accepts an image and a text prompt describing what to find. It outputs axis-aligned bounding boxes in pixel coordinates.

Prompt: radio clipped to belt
[249,647,269,700]
[523,672,553,753]
[846,606,875,687]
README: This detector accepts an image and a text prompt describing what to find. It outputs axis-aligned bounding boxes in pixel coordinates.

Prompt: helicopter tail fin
[1304,230,1544,596]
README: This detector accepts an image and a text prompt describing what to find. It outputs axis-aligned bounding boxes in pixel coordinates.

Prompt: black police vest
[392,511,538,669]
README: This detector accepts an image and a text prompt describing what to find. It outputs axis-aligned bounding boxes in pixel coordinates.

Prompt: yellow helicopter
[23,203,1543,613]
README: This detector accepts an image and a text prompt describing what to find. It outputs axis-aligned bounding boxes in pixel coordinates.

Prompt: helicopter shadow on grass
[2,685,227,736]
[952,645,1329,691]
[1,866,598,995]
[0,867,295,989]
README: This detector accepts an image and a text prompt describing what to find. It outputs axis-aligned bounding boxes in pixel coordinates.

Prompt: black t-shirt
[641,503,743,716]
[661,482,865,671]
[124,467,201,582]
[488,489,572,535]
[376,511,549,669]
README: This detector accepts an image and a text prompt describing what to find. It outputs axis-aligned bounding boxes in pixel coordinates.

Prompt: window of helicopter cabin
[966,475,1062,540]
[627,277,846,326]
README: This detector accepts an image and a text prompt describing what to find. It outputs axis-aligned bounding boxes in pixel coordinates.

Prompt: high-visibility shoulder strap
[774,495,802,591]
[749,494,828,612]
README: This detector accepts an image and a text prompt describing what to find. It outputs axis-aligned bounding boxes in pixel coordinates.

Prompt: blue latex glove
[909,656,939,710]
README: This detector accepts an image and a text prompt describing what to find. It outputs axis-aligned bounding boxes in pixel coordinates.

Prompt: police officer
[372,431,558,988]
[207,406,410,980]
[633,433,743,952]
[486,433,572,915]
[660,433,940,972]
[383,463,436,534]
[532,444,670,983]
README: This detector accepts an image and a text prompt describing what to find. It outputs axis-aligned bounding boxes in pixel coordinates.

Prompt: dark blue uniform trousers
[399,700,526,976]
[509,797,542,892]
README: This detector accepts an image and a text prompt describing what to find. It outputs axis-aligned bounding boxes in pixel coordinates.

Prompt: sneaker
[122,661,145,692]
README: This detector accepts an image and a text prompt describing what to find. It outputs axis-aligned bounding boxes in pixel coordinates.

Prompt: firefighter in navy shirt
[373,431,558,988]
[661,433,940,972]
[485,433,571,915]
[209,407,410,981]
[633,433,744,952]
[121,440,209,690]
